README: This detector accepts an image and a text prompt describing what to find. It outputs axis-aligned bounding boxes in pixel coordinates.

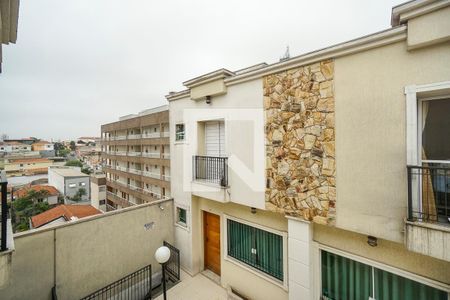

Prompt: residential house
[31,140,55,157]
[5,141,32,153]
[30,204,101,229]
[4,158,53,176]
[48,166,90,204]
[0,0,19,73]
[90,173,106,211]
[14,185,59,205]
[167,1,450,299]
[101,105,171,210]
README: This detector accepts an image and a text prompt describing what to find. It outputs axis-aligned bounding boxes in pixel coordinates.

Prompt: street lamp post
[155,246,171,300]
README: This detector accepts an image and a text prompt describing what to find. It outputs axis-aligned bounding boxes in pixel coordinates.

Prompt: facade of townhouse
[48,166,91,204]
[90,173,107,211]
[101,105,171,211]
[14,184,59,205]
[4,157,53,175]
[168,1,450,299]
[31,140,55,157]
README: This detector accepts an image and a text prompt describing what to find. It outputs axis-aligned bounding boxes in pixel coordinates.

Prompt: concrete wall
[192,196,288,300]
[64,177,90,202]
[0,200,174,300]
[48,169,65,196]
[334,40,450,243]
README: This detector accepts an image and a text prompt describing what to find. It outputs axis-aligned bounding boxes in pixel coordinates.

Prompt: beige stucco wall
[407,6,450,50]
[334,40,450,243]
[0,200,174,300]
[190,79,227,100]
[313,223,450,285]
[191,196,288,300]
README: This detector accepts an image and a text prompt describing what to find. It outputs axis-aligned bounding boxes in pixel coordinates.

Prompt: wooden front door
[204,212,221,275]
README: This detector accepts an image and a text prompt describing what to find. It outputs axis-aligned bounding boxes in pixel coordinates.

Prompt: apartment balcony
[128,168,143,175]
[115,135,127,141]
[163,174,171,181]
[106,191,134,207]
[114,150,127,156]
[142,189,166,200]
[142,132,160,139]
[143,171,161,180]
[406,165,450,262]
[127,134,141,139]
[128,184,142,192]
[115,165,128,172]
[192,155,229,203]
[127,151,141,157]
[142,152,160,158]
[162,153,170,159]
[162,131,170,138]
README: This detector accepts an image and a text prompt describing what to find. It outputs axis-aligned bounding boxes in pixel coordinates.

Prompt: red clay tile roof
[31,205,101,228]
[15,185,59,198]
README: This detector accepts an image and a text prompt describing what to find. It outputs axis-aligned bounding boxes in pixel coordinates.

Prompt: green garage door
[321,251,447,300]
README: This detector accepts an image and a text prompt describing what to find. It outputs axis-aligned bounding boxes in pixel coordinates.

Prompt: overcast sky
[0,0,405,141]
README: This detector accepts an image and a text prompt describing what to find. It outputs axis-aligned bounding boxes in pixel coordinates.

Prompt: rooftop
[30,205,101,228]
[49,167,88,177]
[15,185,59,198]
[7,158,52,164]
[31,141,52,145]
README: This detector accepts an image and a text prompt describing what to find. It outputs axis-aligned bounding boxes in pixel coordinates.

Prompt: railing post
[1,180,8,251]
[407,166,413,221]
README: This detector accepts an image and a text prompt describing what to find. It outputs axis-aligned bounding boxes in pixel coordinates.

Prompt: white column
[287,217,312,300]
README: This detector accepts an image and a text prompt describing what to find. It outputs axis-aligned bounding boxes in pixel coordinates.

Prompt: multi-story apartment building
[101,105,171,210]
[168,1,450,299]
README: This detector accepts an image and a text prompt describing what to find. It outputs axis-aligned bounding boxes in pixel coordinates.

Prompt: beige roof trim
[391,0,450,26]
[165,89,190,101]
[182,68,234,89]
[224,26,407,86]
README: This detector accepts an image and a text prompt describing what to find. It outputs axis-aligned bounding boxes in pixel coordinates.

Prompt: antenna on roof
[279,46,290,62]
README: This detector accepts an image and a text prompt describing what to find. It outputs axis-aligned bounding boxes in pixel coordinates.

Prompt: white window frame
[174,204,189,231]
[405,81,450,166]
[175,123,185,143]
[68,183,76,188]
[405,81,450,218]
[223,214,288,290]
[316,244,450,297]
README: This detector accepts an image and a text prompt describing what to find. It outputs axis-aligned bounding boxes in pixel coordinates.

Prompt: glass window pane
[422,99,450,161]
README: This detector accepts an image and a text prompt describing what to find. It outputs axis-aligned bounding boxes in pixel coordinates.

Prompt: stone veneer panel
[264,60,335,225]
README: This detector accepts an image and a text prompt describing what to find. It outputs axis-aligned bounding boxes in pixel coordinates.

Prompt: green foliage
[65,160,83,167]
[70,188,87,202]
[81,167,92,175]
[12,190,51,232]
[69,141,76,151]
[58,148,70,157]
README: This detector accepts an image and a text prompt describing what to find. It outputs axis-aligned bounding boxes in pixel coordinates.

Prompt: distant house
[90,173,106,211]
[4,141,32,153]
[4,158,53,175]
[14,185,59,205]
[30,205,101,229]
[32,141,55,157]
[48,166,90,204]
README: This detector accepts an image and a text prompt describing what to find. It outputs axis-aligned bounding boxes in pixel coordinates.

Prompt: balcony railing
[162,153,170,159]
[127,134,141,139]
[1,179,8,251]
[128,168,142,175]
[127,151,141,157]
[115,166,128,172]
[142,152,160,158]
[142,132,160,139]
[163,174,171,181]
[162,132,170,138]
[115,136,127,140]
[142,171,161,179]
[193,156,228,187]
[407,165,450,225]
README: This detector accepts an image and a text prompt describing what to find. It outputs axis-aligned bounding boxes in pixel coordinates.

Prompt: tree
[65,160,83,167]
[81,167,92,175]
[69,140,76,151]
[70,188,87,202]
[58,148,70,157]
[12,190,51,232]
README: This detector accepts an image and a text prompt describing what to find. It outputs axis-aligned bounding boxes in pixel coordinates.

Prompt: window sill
[223,255,288,291]
[174,222,189,232]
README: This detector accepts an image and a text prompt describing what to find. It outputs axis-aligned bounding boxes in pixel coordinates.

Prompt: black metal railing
[163,241,180,282]
[1,180,8,252]
[193,156,228,187]
[407,165,450,224]
[80,264,152,300]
